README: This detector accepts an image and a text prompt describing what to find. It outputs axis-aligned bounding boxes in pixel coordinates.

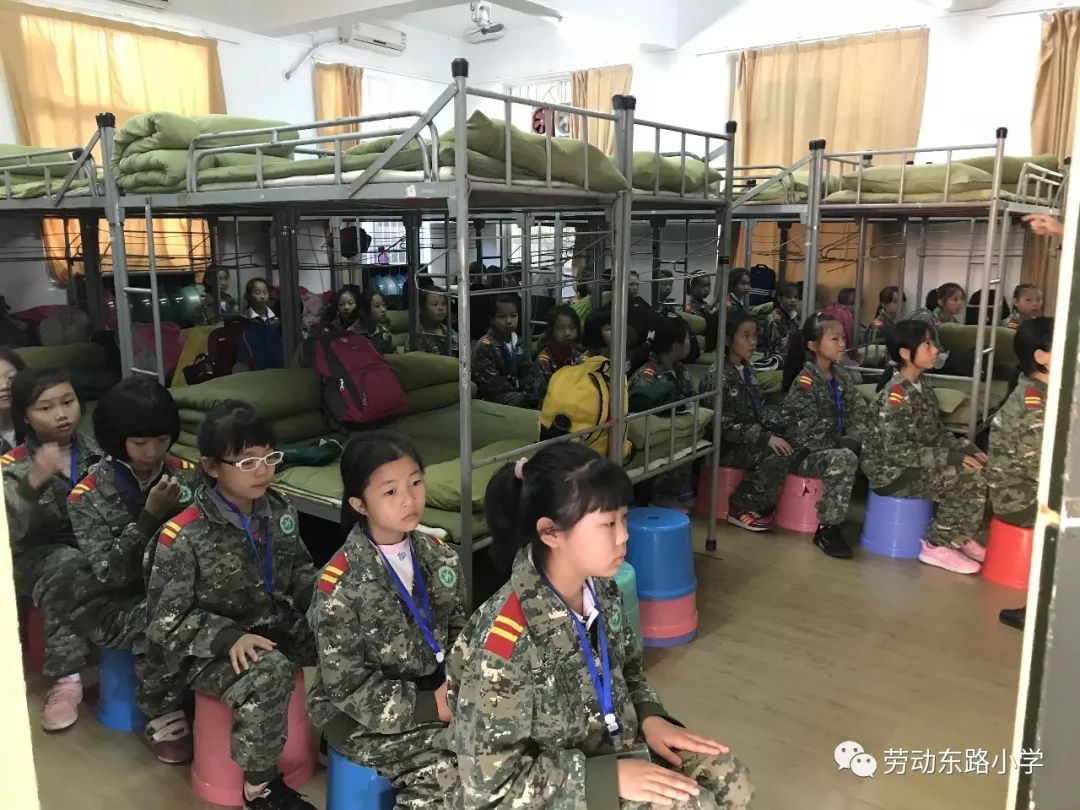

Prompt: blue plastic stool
[613,562,642,645]
[327,748,397,810]
[97,648,147,732]
[626,508,695,600]
[860,492,933,559]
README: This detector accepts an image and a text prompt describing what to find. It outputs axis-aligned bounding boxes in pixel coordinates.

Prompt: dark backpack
[236,322,285,372]
[302,334,407,426]
[748,264,777,306]
[206,318,251,376]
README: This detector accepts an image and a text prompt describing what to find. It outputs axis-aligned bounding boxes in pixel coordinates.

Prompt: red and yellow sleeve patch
[159,505,201,547]
[1,445,27,468]
[873,318,884,330]
[1024,386,1043,411]
[318,550,350,594]
[641,365,657,379]
[165,456,195,471]
[798,373,814,390]
[1007,316,1020,330]
[68,475,97,502]
[483,591,527,660]
[887,384,906,409]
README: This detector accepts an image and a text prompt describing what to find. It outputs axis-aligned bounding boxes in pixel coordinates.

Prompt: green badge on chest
[438,565,457,589]
[279,514,297,535]
[178,485,192,505]
[610,606,623,632]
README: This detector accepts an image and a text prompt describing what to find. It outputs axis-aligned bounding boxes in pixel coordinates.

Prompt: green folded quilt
[632,153,721,193]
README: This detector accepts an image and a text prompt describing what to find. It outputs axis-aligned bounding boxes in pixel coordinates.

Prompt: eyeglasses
[223,451,284,472]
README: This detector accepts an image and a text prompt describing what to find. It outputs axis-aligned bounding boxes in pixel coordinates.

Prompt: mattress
[823,188,1046,205]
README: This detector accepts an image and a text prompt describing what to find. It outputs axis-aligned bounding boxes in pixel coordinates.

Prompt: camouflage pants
[881,464,987,548]
[798,448,859,527]
[723,444,789,516]
[623,753,754,810]
[335,728,448,810]
[190,646,310,780]
[27,545,92,678]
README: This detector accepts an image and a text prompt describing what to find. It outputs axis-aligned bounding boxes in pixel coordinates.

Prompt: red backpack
[302,334,407,426]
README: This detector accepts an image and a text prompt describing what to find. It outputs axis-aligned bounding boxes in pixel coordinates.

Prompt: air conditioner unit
[339,22,407,54]
[112,0,169,9]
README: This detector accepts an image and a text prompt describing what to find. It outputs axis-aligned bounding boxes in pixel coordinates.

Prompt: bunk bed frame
[89,58,737,592]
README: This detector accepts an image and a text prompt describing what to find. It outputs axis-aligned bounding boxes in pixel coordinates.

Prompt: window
[505,76,572,135]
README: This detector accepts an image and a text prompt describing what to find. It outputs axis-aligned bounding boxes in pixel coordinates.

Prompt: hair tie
[514,457,528,480]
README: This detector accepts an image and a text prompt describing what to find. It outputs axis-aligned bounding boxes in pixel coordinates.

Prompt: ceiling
[396,4,552,37]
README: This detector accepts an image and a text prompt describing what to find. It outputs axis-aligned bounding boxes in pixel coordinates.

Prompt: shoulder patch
[873,317,884,329]
[1,445,27,467]
[1024,386,1043,411]
[641,364,657,379]
[479,336,493,347]
[318,550,350,594]
[417,530,443,546]
[68,474,97,502]
[887,384,906,409]
[483,591,527,660]
[537,349,551,363]
[798,372,814,390]
[159,505,202,547]
[165,456,195,471]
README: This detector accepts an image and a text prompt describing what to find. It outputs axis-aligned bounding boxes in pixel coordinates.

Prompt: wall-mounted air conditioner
[339,23,407,55]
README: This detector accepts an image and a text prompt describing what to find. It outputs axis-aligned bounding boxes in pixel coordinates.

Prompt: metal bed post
[521,211,534,353]
[405,213,422,350]
[450,58,475,596]
[778,222,790,282]
[983,210,1013,423]
[141,202,167,384]
[553,213,564,303]
[96,112,137,378]
[912,219,926,313]
[706,120,737,552]
[326,217,340,293]
[651,218,663,298]
[968,127,1008,439]
[609,94,635,464]
[78,214,106,332]
[742,219,755,270]
[852,217,868,356]
[803,138,827,320]
[273,210,302,365]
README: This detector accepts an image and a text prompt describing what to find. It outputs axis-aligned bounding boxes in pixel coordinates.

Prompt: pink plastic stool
[25,604,44,674]
[191,670,315,807]
[696,466,746,521]
[774,475,823,533]
[982,518,1035,590]
[640,593,699,648]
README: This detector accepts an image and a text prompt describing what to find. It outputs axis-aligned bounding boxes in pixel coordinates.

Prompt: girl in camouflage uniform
[762,282,800,361]
[356,289,397,354]
[440,443,753,809]
[909,282,965,363]
[409,288,459,356]
[1001,283,1043,331]
[861,320,988,576]
[530,305,583,403]
[308,431,466,808]
[781,314,869,559]
[863,286,904,348]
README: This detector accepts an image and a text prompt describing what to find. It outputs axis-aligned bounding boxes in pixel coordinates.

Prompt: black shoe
[814,525,853,559]
[999,607,1025,630]
[244,776,316,810]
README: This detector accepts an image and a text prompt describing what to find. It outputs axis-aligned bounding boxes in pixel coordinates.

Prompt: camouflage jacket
[359,323,397,355]
[765,307,800,357]
[307,527,467,756]
[1001,310,1022,331]
[2,435,101,590]
[703,359,784,448]
[864,312,896,346]
[67,456,200,590]
[860,375,978,490]
[531,346,584,404]
[144,485,315,669]
[684,295,712,319]
[409,326,459,356]
[194,292,237,326]
[471,331,533,408]
[628,355,694,412]
[439,550,673,809]
[987,375,1045,520]
[783,362,869,455]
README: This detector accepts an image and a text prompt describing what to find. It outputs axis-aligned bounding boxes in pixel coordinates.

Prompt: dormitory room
[1,0,1079,808]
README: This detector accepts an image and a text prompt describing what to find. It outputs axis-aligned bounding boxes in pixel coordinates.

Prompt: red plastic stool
[774,475,823,533]
[640,593,699,648]
[982,518,1034,590]
[25,604,44,674]
[191,670,315,807]
[696,466,745,521]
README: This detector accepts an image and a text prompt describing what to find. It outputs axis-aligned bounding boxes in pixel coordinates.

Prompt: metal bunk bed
[96,59,736,593]
[732,128,1068,438]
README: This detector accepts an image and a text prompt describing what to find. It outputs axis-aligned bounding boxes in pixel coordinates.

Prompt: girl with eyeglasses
[144,400,318,810]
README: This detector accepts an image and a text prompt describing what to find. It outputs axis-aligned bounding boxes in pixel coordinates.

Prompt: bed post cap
[996,126,1008,139]
[451,59,469,78]
[613,95,637,110]
[725,120,737,134]
[809,138,827,151]
[1064,157,1072,165]
[96,112,116,128]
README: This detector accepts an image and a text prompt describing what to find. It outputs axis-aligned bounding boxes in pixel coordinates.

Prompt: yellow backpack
[539,355,632,460]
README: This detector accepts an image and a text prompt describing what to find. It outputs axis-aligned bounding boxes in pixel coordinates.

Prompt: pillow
[424,438,533,511]
[627,407,714,451]
[842,163,993,194]
[387,351,459,391]
[679,311,706,335]
[932,387,970,415]
[632,153,722,193]
[957,154,1060,187]
[401,382,462,416]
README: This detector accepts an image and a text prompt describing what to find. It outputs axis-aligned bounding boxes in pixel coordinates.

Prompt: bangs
[198,400,277,459]
[579,457,634,516]
[223,420,277,457]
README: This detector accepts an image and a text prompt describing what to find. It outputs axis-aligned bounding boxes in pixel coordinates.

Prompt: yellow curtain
[734,29,929,166]
[314,62,363,150]
[1027,9,1080,308]
[571,64,633,155]
[0,1,226,280]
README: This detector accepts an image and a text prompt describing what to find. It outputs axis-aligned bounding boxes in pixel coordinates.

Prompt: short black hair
[93,378,180,461]
[244,277,270,307]
[339,429,424,537]
[0,348,26,375]
[1015,316,1053,376]
[877,285,903,311]
[1013,283,1041,301]
[775,281,799,300]
[935,283,965,307]
[197,400,276,460]
[491,294,519,318]
[544,304,580,345]
[202,266,227,295]
[837,287,856,306]
[885,319,933,368]
[651,314,691,355]
[582,308,612,351]
[729,267,750,290]
[358,288,385,318]
[419,287,448,309]
[328,284,362,326]
[725,311,757,344]
[11,367,74,444]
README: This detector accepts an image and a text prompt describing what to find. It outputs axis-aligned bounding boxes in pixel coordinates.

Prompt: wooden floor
[24,512,1026,810]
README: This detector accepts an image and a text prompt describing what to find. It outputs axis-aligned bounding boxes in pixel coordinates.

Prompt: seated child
[471,294,533,408]
[0,347,27,453]
[864,285,904,347]
[764,281,801,361]
[821,287,856,349]
[3,367,101,731]
[628,270,643,305]
[861,320,988,576]
[244,278,278,326]
[781,314,868,559]
[356,289,397,354]
[1002,283,1043,330]
[652,270,675,314]
[67,378,201,762]
[195,267,238,326]
[910,282,965,364]
[702,314,791,532]
[144,401,317,810]
[307,430,466,803]
[582,308,614,360]
[322,285,362,336]
[726,268,751,318]
[988,317,1053,630]
[531,304,583,403]
[409,288,459,356]
[438,443,753,808]
[684,274,715,319]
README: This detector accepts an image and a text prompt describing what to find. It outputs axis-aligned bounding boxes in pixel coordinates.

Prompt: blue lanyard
[542,575,619,740]
[68,444,79,492]
[366,529,444,664]
[215,488,274,595]
[741,365,761,418]
[112,462,144,516]
[828,377,845,432]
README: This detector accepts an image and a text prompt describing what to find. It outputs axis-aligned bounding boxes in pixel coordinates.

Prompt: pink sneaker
[960,539,986,563]
[918,540,981,575]
[42,678,82,732]
[728,511,771,532]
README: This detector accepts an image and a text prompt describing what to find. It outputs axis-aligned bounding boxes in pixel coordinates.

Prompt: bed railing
[630,118,736,201]
[0,144,102,204]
